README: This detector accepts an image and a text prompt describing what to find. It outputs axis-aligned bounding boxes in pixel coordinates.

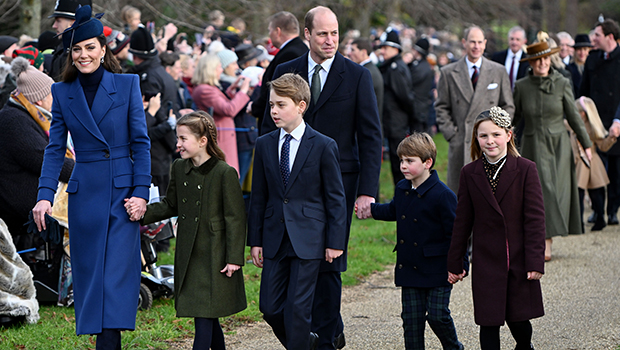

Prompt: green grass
[1,134,449,349]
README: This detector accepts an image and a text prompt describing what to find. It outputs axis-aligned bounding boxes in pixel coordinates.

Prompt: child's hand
[527,271,543,280]
[355,195,375,219]
[220,264,241,277]
[325,248,343,263]
[124,197,147,221]
[251,247,263,268]
[448,270,465,284]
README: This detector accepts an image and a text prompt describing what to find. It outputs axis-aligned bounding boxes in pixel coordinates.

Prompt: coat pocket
[210,219,225,232]
[302,205,326,223]
[113,174,133,188]
[422,243,450,257]
[66,179,79,193]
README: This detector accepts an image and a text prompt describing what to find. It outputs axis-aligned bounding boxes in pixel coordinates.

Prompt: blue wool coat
[38,70,151,335]
[371,171,468,288]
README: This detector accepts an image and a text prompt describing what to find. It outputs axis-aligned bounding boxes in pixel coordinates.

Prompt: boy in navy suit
[359,133,467,350]
[248,73,347,350]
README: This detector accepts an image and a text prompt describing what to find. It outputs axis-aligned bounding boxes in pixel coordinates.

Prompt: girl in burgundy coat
[447,107,546,350]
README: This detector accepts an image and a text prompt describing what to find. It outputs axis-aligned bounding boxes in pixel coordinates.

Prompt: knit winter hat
[0,36,18,54]
[11,57,54,103]
[217,49,238,69]
[12,45,45,69]
[103,26,130,55]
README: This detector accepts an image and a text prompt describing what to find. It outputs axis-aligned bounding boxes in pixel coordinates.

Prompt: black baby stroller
[138,218,175,310]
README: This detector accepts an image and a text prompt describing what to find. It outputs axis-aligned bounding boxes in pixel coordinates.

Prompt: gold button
[399,240,404,244]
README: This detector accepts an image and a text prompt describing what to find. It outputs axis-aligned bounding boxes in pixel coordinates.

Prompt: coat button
[181,214,186,220]
[405,191,409,196]
[196,201,201,206]
[104,151,110,158]
[413,266,418,270]
[195,217,199,222]
[182,198,187,203]
[399,239,404,244]
[184,182,188,186]
[284,199,289,204]
[197,184,202,190]
[280,218,285,223]
[401,215,406,220]
[413,242,418,246]
[413,218,418,222]
[398,264,403,269]
[417,194,421,198]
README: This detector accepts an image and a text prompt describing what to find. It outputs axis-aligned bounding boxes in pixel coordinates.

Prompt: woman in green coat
[513,41,592,261]
[133,111,247,349]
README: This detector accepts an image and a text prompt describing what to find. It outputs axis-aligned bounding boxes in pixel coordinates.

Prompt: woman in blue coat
[32,6,151,349]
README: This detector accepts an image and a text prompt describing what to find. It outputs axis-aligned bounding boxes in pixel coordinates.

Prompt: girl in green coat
[130,111,247,349]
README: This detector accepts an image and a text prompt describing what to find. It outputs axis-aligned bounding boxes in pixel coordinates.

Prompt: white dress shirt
[504,49,523,84]
[308,56,335,92]
[466,57,482,78]
[278,121,306,172]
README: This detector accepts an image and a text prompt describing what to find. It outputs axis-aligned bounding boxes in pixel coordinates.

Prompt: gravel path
[172,220,620,349]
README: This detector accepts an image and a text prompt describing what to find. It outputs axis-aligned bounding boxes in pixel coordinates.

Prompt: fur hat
[129,26,157,58]
[217,49,238,69]
[49,0,92,19]
[12,45,44,69]
[0,36,18,54]
[60,5,104,51]
[379,28,402,51]
[103,26,130,55]
[11,57,54,103]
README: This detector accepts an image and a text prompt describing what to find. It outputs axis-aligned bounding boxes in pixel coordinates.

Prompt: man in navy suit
[491,26,529,90]
[261,6,382,349]
[251,11,309,131]
[249,73,347,350]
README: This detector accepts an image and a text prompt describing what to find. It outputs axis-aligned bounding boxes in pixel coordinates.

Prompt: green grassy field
[0,134,449,349]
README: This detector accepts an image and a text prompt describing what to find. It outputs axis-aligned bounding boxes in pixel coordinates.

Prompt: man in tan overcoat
[436,26,515,191]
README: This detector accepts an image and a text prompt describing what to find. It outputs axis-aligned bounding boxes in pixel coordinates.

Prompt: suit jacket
[38,71,151,334]
[566,62,583,98]
[447,156,545,326]
[363,60,384,122]
[435,56,515,191]
[410,58,434,124]
[247,125,347,260]
[251,37,308,128]
[491,49,530,83]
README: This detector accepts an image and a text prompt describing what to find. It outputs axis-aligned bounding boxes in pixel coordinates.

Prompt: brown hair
[269,73,310,113]
[595,19,620,41]
[62,35,122,82]
[397,132,437,169]
[351,38,373,55]
[177,110,226,161]
[268,11,300,36]
[470,111,520,161]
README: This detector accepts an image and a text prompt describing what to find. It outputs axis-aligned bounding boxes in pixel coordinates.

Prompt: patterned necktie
[509,55,515,89]
[280,134,293,187]
[471,65,479,90]
[311,65,323,104]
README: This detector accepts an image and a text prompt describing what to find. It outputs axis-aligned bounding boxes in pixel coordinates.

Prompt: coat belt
[74,144,131,163]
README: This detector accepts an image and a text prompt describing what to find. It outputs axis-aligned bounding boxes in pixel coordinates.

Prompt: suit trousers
[600,152,620,215]
[261,234,321,350]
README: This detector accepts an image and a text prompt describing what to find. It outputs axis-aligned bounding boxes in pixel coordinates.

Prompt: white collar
[280,120,306,141]
[466,56,482,72]
[309,55,335,74]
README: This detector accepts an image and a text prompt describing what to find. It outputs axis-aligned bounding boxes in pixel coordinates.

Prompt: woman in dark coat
[448,107,545,350]
[33,6,151,349]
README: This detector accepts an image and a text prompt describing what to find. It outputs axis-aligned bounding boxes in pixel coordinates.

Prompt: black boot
[609,214,619,225]
[592,215,607,231]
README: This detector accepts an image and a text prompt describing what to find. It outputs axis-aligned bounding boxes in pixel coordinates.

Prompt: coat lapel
[67,79,107,144]
[313,52,345,111]
[469,57,493,116]
[453,58,474,101]
[285,126,315,194]
[494,155,519,205]
[91,70,116,126]
[471,159,503,215]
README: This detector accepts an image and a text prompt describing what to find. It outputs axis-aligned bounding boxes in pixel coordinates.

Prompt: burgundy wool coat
[447,155,546,326]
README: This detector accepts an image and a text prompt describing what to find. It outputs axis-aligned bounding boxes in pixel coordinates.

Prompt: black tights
[480,320,532,350]
[96,329,121,350]
[193,317,226,350]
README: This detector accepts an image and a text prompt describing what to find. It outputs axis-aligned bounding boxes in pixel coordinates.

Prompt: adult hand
[32,200,52,232]
[124,197,147,221]
[527,271,543,280]
[448,270,465,284]
[611,122,620,138]
[585,147,592,161]
[220,263,241,277]
[239,76,251,94]
[325,248,343,263]
[251,246,263,268]
[147,93,161,116]
[162,23,178,40]
[355,195,375,219]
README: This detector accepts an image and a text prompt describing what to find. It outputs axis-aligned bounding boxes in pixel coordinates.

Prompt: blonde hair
[576,96,607,139]
[536,31,565,69]
[177,111,226,161]
[120,5,140,24]
[471,109,520,161]
[269,73,310,112]
[192,54,220,87]
[397,132,437,169]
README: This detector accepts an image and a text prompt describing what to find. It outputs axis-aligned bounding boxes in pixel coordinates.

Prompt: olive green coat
[143,157,247,318]
[513,69,592,238]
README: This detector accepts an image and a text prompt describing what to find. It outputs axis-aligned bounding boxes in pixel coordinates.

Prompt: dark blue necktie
[280,134,292,187]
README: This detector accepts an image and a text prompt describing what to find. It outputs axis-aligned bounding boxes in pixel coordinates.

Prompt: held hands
[325,248,343,263]
[123,197,147,221]
[611,121,620,138]
[527,271,543,280]
[251,247,263,268]
[584,147,593,161]
[32,200,52,232]
[448,270,466,284]
[220,264,241,277]
[355,195,375,219]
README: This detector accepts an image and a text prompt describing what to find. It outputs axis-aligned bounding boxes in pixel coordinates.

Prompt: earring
[71,61,75,66]
[100,57,104,63]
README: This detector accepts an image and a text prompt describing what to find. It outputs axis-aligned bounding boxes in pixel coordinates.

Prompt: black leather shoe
[609,214,619,225]
[309,332,319,350]
[333,332,346,349]
[588,212,597,223]
[592,217,607,231]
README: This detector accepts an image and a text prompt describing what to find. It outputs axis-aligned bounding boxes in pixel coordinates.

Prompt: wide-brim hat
[379,28,402,51]
[573,34,593,48]
[520,41,560,62]
[48,0,92,19]
[129,27,157,58]
[235,43,262,66]
[59,5,104,51]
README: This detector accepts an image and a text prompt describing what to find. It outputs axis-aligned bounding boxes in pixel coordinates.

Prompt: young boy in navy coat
[248,73,347,350]
[360,133,468,350]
